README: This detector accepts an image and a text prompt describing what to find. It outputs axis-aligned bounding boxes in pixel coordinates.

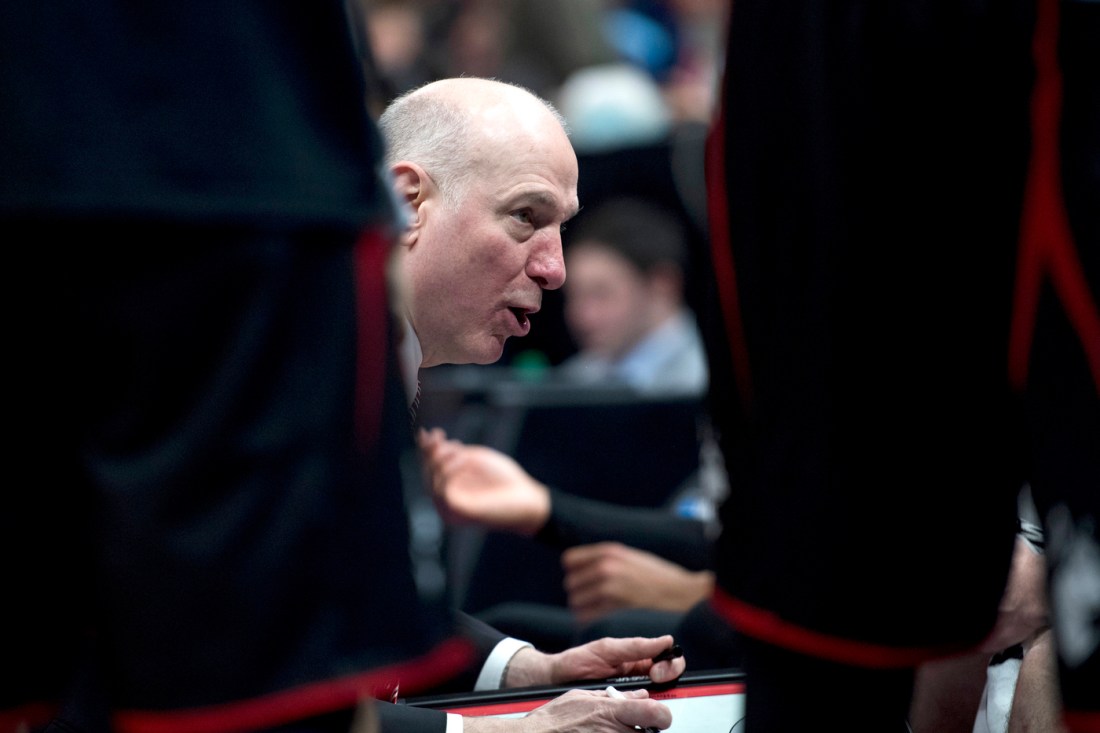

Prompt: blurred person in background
[362,0,437,100]
[557,195,708,394]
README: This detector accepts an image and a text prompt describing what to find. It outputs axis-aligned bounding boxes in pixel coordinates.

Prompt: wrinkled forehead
[473,100,573,157]
[471,120,579,208]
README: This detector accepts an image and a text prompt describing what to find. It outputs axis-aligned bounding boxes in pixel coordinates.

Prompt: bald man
[374,79,684,733]
[379,77,579,375]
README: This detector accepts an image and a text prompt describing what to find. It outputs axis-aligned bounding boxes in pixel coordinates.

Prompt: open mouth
[509,307,530,328]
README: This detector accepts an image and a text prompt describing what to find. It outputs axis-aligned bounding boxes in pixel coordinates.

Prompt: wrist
[463,716,527,733]
[517,484,552,536]
[660,570,714,611]
[692,571,716,598]
[502,647,553,688]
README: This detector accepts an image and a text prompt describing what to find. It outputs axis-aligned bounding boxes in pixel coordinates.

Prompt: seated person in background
[554,196,708,395]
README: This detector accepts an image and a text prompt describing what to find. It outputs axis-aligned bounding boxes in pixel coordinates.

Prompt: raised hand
[419,427,551,536]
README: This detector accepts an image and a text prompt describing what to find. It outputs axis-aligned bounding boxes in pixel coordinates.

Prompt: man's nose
[527,233,566,290]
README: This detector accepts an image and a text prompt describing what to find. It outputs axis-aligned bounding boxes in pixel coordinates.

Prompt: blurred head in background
[559,197,707,393]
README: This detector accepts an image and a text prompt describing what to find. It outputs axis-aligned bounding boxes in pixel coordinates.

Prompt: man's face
[402,116,579,367]
[564,243,656,360]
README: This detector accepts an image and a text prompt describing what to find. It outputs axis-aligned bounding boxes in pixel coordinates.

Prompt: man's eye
[512,209,533,225]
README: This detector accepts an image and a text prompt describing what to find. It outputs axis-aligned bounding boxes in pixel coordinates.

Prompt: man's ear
[390,161,433,247]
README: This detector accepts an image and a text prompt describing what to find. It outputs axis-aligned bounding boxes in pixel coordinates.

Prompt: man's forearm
[499,646,554,688]
[537,489,711,569]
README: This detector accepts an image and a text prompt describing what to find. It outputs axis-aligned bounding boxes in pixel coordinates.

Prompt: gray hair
[377,77,568,208]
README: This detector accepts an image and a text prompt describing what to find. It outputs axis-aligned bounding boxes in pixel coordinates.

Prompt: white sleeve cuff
[474,637,534,691]
[445,712,464,733]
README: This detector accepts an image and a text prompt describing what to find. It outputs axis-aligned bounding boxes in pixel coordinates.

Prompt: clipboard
[400,668,746,731]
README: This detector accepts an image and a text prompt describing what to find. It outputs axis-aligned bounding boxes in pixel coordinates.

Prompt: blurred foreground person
[1,2,467,732]
[703,0,1099,730]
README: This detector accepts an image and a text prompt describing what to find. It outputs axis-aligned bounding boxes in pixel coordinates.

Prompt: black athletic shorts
[4,222,472,733]
[702,0,1098,721]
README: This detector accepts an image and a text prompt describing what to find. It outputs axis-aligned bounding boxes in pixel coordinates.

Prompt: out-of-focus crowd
[360,0,727,147]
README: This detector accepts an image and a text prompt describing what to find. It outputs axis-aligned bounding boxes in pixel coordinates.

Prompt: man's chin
[422,337,507,368]
[473,343,507,366]
[455,339,508,367]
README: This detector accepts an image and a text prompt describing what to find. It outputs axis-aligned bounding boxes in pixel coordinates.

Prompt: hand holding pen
[605,645,683,732]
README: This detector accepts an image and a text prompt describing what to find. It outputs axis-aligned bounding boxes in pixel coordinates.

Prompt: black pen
[650,643,683,665]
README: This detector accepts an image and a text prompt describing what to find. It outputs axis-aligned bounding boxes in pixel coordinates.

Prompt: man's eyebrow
[513,190,579,220]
